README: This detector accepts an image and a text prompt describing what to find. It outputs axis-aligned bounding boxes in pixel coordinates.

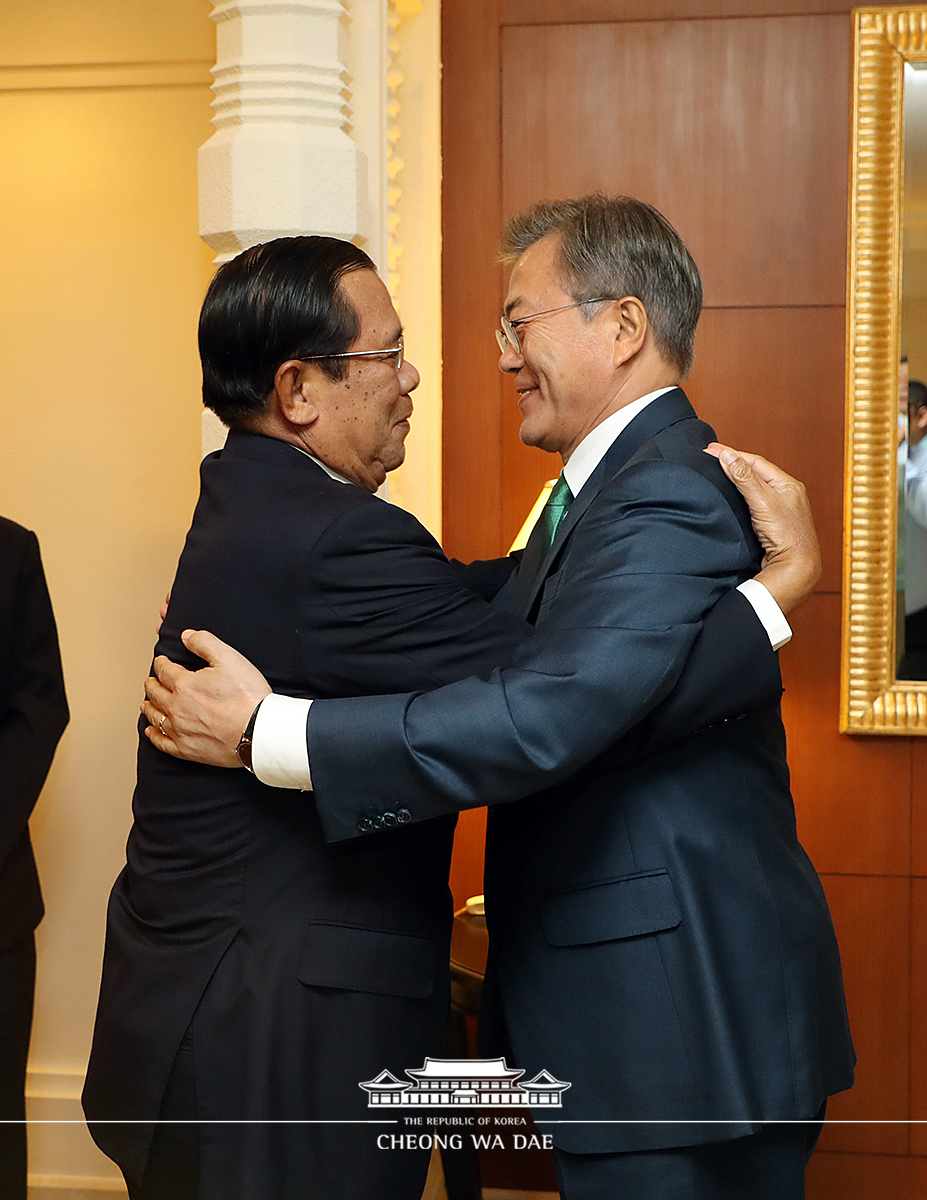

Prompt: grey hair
[499,195,702,377]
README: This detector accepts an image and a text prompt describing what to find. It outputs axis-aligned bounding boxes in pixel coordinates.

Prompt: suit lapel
[514,388,697,620]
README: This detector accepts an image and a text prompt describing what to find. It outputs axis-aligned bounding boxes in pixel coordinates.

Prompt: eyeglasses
[495,299,611,355]
[300,337,403,371]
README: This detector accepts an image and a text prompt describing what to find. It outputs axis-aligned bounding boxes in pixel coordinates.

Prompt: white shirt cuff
[736,578,792,651]
[251,693,314,790]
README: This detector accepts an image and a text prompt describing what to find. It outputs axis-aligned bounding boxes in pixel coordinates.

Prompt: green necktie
[540,474,573,553]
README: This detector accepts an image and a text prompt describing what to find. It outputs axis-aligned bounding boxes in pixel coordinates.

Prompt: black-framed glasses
[300,337,403,371]
[495,299,610,355]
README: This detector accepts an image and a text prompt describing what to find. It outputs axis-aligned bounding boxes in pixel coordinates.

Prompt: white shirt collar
[289,442,354,485]
[561,386,677,499]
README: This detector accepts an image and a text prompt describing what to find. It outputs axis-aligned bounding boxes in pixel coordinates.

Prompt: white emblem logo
[359,1057,571,1109]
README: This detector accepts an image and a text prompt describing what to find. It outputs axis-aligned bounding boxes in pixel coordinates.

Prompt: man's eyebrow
[503,296,522,319]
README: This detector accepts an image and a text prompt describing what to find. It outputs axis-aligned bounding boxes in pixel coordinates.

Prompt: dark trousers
[553,1103,827,1200]
[0,936,36,1200]
[127,1032,200,1200]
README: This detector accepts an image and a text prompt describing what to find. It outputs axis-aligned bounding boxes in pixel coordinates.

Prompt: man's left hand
[142,630,271,767]
[705,442,821,615]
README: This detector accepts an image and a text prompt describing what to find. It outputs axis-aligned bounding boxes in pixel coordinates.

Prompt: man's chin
[519,421,557,455]
[381,447,407,475]
[519,420,540,448]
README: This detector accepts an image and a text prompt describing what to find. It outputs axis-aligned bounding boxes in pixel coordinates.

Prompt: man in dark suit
[145,199,852,1200]
[0,517,68,1200]
[83,237,534,1200]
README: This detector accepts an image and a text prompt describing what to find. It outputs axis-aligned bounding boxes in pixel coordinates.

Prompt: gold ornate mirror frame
[842,6,927,732]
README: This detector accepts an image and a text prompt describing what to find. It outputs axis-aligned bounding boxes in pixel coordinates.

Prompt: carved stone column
[198,0,390,454]
[199,0,381,262]
[197,0,439,532]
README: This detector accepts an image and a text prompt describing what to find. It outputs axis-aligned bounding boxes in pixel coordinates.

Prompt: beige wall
[0,2,215,1192]
[384,0,443,539]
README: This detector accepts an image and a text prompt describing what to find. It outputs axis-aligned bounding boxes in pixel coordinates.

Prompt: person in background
[899,378,927,678]
[0,517,68,1200]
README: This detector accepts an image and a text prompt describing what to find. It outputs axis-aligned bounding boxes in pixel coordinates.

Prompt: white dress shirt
[252,391,791,788]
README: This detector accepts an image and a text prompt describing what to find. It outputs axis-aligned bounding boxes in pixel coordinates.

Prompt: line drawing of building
[359,1058,571,1108]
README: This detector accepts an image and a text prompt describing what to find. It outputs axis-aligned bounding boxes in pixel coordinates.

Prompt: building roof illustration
[358,1070,412,1094]
[359,1058,571,1106]
[523,1070,572,1093]
[405,1057,524,1081]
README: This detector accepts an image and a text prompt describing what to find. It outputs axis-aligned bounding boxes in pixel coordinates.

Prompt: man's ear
[610,297,648,367]
[915,405,927,434]
[273,360,320,428]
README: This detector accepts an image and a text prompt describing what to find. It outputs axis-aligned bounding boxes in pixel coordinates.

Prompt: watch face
[237,700,263,772]
[237,736,254,772]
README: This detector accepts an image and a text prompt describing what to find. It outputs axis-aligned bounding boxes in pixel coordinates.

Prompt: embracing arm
[142,499,531,768]
[449,445,815,769]
[307,458,763,840]
[449,554,521,601]
[142,446,819,777]
[622,444,818,761]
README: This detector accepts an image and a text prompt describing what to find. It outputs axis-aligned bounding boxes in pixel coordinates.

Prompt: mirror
[900,57,927,680]
[842,6,927,731]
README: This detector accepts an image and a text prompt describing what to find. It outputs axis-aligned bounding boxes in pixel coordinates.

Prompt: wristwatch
[236,700,264,773]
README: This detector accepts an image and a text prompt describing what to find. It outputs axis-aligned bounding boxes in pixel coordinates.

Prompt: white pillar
[197,0,441,537]
[199,0,385,262]
[199,0,390,454]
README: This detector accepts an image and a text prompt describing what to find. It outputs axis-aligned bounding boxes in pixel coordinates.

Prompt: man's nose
[400,358,420,392]
[499,343,524,373]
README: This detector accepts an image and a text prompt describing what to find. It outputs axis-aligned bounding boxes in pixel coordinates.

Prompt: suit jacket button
[357,816,374,834]
[396,808,411,824]
[382,811,399,828]
[372,814,386,831]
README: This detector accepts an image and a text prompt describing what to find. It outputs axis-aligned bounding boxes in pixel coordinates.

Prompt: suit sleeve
[613,588,782,764]
[448,554,520,601]
[0,531,69,866]
[290,501,531,694]
[308,459,761,841]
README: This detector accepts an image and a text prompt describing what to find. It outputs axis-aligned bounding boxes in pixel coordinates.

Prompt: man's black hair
[199,236,375,427]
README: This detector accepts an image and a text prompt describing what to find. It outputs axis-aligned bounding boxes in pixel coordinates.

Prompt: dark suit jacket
[307,390,856,1154]
[82,430,530,1199]
[0,518,68,950]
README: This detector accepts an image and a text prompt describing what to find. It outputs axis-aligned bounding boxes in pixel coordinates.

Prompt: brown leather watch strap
[236,700,264,773]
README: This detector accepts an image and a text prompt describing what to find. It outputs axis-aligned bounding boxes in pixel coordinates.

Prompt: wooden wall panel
[687,307,846,593]
[500,16,850,308]
[441,0,505,562]
[503,0,853,23]
[781,597,912,877]
[913,739,927,877]
[816,875,910,1154]
[808,1152,927,1200]
[912,879,927,1154]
